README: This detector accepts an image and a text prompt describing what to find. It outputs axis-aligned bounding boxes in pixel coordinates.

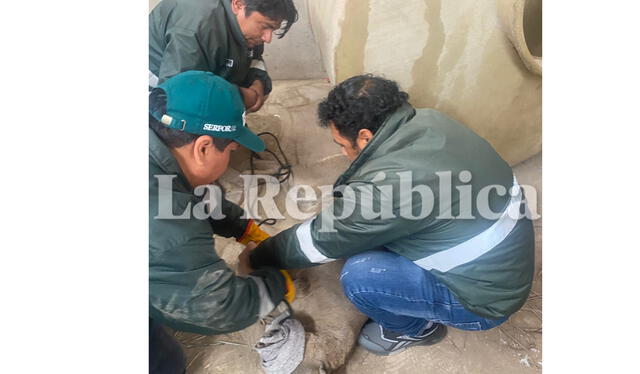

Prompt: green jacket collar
[335,103,417,186]
[149,128,192,192]
[221,0,248,48]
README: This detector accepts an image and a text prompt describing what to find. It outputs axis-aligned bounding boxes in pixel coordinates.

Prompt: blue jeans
[340,249,507,336]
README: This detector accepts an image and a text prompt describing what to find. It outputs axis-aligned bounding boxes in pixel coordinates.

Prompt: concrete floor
[174,80,542,374]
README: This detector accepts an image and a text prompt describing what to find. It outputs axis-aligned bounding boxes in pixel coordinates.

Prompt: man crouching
[247,74,535,356]
[148,71,292,373]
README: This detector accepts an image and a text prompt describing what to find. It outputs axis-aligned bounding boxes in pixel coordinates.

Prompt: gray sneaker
[357,320,447,356]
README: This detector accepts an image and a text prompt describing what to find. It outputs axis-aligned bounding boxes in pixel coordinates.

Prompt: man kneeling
[246,74,535,356]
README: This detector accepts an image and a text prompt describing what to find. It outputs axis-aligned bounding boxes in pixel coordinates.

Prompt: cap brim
[234,125,265,152]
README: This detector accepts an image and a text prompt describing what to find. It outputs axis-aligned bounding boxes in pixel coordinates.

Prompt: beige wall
[262,0,326,79]
[148,0,542,164]
[307,0,542,165]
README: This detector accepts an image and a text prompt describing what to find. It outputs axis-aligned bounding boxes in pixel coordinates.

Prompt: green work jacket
[149,129,285,334]
[250,104,535,319]
[149,0,272,93]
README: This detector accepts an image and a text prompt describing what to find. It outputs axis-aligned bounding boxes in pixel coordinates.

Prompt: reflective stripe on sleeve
[250,59,267,72]
[414,177,523,273]
[149,70,159,88]
[248,275,276,318]
[295,219,335,264]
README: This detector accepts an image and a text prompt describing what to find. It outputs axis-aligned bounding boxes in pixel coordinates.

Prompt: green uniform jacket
[149,129,285,335]
[250,104,535,319]
[149,0,272,93]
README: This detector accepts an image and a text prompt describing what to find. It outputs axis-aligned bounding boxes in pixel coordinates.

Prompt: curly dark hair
[317,74,409,145]
[244,0,298,38]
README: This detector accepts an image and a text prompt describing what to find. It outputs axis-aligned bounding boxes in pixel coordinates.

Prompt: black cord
[249,131,293,185]
[244,130,292,228]
[256,218,277,226]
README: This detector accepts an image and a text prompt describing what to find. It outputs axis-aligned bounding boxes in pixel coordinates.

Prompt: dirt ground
[171,80,543,374]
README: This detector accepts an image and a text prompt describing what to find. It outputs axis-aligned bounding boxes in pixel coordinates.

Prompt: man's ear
[230,0,245,14]
[356,129,374,150]
[192,135,214,165]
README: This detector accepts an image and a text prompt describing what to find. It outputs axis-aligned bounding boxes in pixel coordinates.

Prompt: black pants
[149,319,186,374]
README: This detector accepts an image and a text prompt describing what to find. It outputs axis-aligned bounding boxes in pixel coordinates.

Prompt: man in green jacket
[149,70,292,373]
[149,0,298,112]
[247,74,535,356]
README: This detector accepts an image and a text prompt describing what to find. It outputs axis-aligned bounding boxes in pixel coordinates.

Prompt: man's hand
[238,241,257,276]
[239,241,296,302]
[237,220,270,245]
[238,81,266,113]
[238,86,258,110]
[246,80,266,112]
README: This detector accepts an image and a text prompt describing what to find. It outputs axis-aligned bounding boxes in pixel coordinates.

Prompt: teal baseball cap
[150,70,265,152]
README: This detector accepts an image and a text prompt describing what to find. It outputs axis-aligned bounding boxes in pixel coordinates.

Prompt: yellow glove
[237,221,294,302]
[237,220,270,245]
[279,270,296,303]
